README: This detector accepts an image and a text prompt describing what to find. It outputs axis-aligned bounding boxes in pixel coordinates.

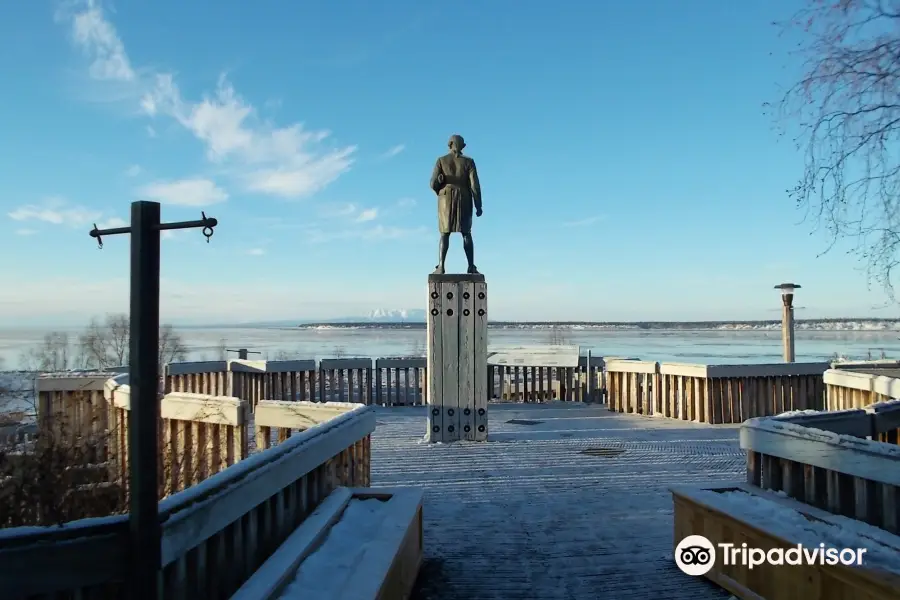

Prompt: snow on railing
[741,399,900,535]
[825,367,900,410]
[0,392,375,599]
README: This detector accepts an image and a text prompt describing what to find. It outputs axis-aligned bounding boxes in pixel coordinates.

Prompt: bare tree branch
[20,314,189,374]
[772,0,900,297]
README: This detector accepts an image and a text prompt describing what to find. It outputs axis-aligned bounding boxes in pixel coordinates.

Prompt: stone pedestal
[426,273,488,442]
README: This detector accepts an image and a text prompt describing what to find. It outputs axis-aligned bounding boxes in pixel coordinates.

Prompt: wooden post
[782,301,795,363]
[586,350,593,401]
[128,201,162,600]
[775,283,800,363]
[89,202,218,600]
[426,273,488,442]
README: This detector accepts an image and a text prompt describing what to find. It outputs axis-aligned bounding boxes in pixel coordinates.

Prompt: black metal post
[89,202,218,600]
[226,348,261,360]
[129,201,161,600]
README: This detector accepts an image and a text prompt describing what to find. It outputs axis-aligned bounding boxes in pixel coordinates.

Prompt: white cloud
[380,144,405,159]
[355,208,378,222]
[305,224,426,244]
[141,73,355,199]
[247,248,265,256]
[361,225,426,240]
[58,4,355,201]
[319,203,378,223]
[139,178,228,206]
[146,125,157,138]
[60,0,135,82]
[395,197,417,208]
[14,228,37,236]
[124,164,141,177]
[319,203,357,218]
[8,198,102,227]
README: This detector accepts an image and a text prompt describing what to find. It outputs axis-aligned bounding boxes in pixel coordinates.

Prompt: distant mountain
[301,309,426,323]
[221,309,427,328]
[211,314,900,331]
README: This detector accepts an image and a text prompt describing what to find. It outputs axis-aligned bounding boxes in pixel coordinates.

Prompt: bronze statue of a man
[429,134,482,274]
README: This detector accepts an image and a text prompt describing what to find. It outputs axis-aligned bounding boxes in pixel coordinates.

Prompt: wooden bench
[672,484,900,600]
[230,487,424,600]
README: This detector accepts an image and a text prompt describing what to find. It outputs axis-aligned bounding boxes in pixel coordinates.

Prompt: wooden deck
[370,402,741,600]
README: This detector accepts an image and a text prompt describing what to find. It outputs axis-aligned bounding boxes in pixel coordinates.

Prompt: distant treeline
[296,318,900,331]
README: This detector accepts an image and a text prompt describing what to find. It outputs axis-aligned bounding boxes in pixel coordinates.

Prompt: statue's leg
[434,233,450,274]
[463,233,478,273]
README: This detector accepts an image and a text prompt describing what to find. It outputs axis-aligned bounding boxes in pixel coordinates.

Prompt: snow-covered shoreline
[299,319,900,332]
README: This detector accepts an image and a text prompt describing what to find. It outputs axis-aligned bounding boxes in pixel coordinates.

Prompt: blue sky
[0,0,892,326]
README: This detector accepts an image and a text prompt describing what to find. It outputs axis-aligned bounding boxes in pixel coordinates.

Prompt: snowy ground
[0,372,35,416]
[0,372,36,446]
[370,402,742,600]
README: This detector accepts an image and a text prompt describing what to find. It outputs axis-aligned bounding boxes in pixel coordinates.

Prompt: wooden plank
[488,344,579,367]
[158,408,375,565]
[375,357,427,369]
[605,359,658,375]
[460,281,476,441]
[672,484,900,600]
[0,522,129,597]
[36,375,112,392]
[870,402,900,433]
[228,488,354,599]
[426,278,443,442]
[160,394,246,426]
[229,487,423,600]
[441,281,461,442]
[163,361,229,377]
[775,409,872,437]
[263,360,317,374]
[706,362,830,379]
[474,280,488,441]
[255,400,359,430]
[740,420,900,487]
[318,358,373,371]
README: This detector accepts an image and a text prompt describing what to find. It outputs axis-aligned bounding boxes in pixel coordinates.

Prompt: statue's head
[448,134,466,154]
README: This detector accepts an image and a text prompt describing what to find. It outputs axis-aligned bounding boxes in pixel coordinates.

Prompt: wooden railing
[824,367,900,411]
[675,402,900,598]
[253,400,371,475]
[742,400,900,533]
[163,355,605,408]
[165,358,422,409]
[606,360,830,423]
[0,385,375,598]
[605,359,658,414]
[488,355,604,402]
[105,375,250,497]
[34,373,113,463]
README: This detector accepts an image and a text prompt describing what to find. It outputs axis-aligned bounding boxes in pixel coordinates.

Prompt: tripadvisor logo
[674,535,867,576]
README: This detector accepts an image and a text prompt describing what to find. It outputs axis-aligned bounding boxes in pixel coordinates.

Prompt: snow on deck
[281,498,388,598]
[370,402,742,600]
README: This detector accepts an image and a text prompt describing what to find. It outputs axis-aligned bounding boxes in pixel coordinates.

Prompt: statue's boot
[432,264,445,275]
[467,264,480,274]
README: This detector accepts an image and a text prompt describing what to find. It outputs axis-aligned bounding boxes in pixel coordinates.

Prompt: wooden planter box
[231,487,424,600]
[672,484,900,600]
